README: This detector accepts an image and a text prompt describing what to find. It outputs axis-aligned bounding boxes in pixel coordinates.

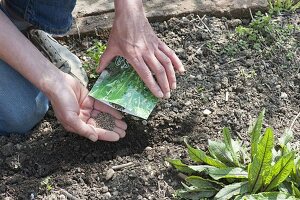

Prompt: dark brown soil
[1,13,300,200]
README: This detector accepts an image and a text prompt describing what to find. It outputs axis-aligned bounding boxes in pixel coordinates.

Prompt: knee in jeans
[1,94,49,134]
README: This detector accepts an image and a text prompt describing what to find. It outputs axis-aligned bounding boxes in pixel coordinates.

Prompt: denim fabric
[0,2,49,135]
[2,0,76,34]
[0,60,49,135]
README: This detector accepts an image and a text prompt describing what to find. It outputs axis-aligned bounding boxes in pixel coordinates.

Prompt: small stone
[147,155,154,161]
[145,146,152,151]
[196,74,202,80]
[100,186,109,193]
[165,103,172,108]
[214,64,220,70]
[112,191,119,196]
[105,169,115,181]
[275,85,281,89]
[280,92,288,98]
[189,75,196,79]
[103,192,111,199]
[142,120,147,125]
[203,109,212,115]
[185,101,192,106]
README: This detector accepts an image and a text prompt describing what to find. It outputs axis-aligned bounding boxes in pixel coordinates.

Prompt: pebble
[203,109,212,115]
[100,186,109,193]
[196,74,202,80]
[165,103,172,108]
[280,92,288,98]
[185,101,192,106]
[112,191,119,196]
[102,192,111,199]
[142,120,147,125]
[105,168,115,180]
[189,75,196,79]
[145,146,152,151]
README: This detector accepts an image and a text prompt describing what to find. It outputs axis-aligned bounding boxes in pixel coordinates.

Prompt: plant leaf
[184,138,227,168]
[223,127,240,166]
[292,182,300,198]
[208,140,235,167]
[264,152,295,191]
[235,192,297,200]
[208,167,248,180]
[249,109,265,161]
[176,188,217,200]
[248,127,274,193]
[278,128,294,148]
[214,181,248,200]
[188,165,217,173]
[166,159,195,174]
[186,176,222,190]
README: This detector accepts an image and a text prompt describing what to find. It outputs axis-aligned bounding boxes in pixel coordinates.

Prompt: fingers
[158,41,185,74]
[143,54,170,98]
[129,57,164,98]
[96,47,116,73]
[62,112,120,142]
[154,50,177,90]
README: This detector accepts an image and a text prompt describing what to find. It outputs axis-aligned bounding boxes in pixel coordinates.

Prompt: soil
[1,13,300,200]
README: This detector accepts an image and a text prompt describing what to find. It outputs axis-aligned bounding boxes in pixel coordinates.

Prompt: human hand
[97,0,185,99]
[48,74,127,142]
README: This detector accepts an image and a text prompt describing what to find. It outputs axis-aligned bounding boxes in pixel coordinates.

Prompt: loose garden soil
[0,13,299,200]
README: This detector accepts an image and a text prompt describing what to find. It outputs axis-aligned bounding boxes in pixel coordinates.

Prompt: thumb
[97,48,116,73]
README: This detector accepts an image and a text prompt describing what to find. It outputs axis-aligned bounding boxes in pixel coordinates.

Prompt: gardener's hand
[49,74,127,142]
[97,0,185,99]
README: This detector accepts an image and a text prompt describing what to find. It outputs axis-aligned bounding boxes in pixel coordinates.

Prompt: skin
[0,0,184,142]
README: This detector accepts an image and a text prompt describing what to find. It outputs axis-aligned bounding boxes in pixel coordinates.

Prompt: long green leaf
[184,139,227,168]
[291,1,300,11]
[208,167,248,180]
[214,181,248,200]
[208,140,235,167]
[235,192,297,200]
[176,187,217,200]
[166,159,195,174]
[248,127,274,193]
[264,152,295,191]
[249,109,265,161]
[292,182,300,198]
[186,176,222,190]
[278,129,294,149]
[223,127,240,166]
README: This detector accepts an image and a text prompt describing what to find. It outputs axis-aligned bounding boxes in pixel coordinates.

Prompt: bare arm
[0,10,127,142]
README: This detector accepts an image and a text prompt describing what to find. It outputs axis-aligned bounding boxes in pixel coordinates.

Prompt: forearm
[114,0,145,18]
[0,10,63,97]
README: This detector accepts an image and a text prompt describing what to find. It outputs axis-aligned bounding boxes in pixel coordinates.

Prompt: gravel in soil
[0,13,300,199]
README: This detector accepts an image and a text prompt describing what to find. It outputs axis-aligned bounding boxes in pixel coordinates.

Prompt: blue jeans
[0,60,49,135]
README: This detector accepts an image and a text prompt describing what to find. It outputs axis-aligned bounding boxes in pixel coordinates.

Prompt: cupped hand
[96,2,185,99]
[49,74,127,142]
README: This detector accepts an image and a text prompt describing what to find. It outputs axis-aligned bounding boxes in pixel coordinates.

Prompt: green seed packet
[89,56,158,119]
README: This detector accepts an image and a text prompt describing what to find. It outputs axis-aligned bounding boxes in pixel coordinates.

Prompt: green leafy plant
[41,177,53,192]
[167,110,300,199]
[83,40,106,79]
[268,0,300,15]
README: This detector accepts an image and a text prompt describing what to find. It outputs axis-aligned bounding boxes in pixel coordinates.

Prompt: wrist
[39,63,66,99]
[114,0,145,18]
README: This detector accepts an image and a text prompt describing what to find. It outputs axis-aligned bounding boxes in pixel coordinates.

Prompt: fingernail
[165,92,171,99]
[88,134,98,142]
[171,82,177,90]
[157,91,164,98]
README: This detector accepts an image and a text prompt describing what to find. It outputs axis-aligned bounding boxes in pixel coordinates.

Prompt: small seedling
[41,177,53,192]
[167,110,300,199]
[83,40,107,79]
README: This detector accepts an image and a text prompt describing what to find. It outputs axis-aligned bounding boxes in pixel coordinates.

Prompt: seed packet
[89,56,158,119]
